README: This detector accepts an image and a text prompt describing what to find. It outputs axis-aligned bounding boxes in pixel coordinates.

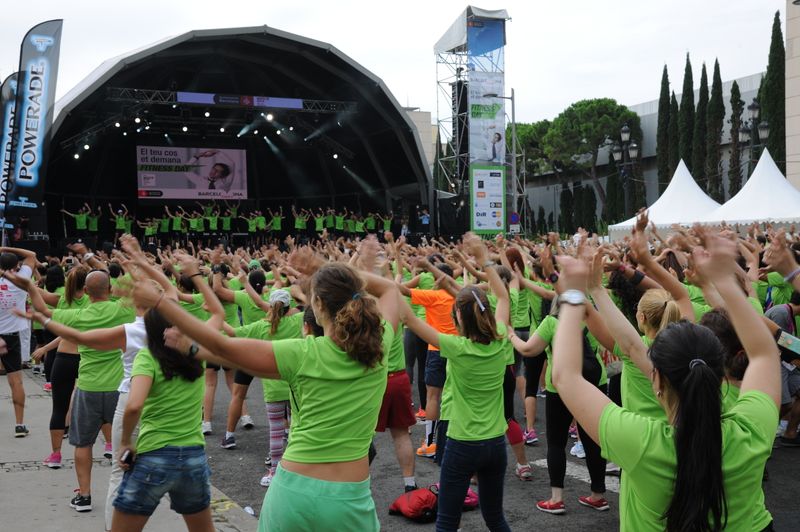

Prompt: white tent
[609,160,721,240]
[698,149,800,225]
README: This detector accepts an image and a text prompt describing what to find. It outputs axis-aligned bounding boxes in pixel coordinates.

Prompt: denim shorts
[424,349,446,388]
[113,446,210,516]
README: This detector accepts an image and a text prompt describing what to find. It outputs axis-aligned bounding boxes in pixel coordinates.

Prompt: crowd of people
[1,209,799,531]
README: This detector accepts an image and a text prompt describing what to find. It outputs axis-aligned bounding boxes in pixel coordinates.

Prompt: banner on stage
[470,165,505,234]
[0,72,19,229]
[136,146,247,200]
[468,71,505,165]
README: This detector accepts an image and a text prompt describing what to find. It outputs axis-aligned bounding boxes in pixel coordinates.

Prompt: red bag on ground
[388,486,438,523]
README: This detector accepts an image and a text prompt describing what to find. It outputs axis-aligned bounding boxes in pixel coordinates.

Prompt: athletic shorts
[781,364,800,405]
[259,465,378,532]
[376,370,416,432]
[206,363,230,372]
[69,389,119,447]
[0,333,22,373]
[234,369,254,386]
[513,328,529,374]
[424,349,446,388]
[114,445,210,516]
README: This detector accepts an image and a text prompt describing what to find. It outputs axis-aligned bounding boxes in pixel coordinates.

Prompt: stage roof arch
[47,26,432,220]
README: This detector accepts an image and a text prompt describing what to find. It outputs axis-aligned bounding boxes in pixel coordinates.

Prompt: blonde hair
[637,288,682,336]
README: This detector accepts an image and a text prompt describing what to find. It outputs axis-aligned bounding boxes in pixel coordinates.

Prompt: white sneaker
[606,462,621,475]
[570,441,586,459]
[260,473,273,487]
[202,421,212,435]
[240,415,255,429]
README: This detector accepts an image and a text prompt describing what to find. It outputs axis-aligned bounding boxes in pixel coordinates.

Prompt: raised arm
[630,229,694,321]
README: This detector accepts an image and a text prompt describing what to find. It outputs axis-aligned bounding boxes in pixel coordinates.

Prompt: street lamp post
[483,91,518,233]
[611,124,640,219]
[738,98,769,178]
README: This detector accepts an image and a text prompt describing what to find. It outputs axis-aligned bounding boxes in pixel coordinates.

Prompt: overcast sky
[0,0,787,124]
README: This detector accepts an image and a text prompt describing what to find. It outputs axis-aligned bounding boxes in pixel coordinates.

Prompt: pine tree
[656,65,671,193]
[762,10,785,173]
[678,54,695,170]
[728,81,744,197]
[668,92,680,176]
[691,64,709,187]
[705,59,725,202]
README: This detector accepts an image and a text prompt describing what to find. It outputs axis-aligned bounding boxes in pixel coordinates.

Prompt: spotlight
[289,126,294,131]
[182,126,188,132]
[172,104,178,109]
[145,125,150,130]
[73,153,80,159]
[253,130,259,135]
[204,109,210,118]
[337,121,342,127]
[164,133,169,138]
[236,133,242,138]
[276,130,281,135]
[114,122,120,128]
[219,127,225,133]
[83,144,90,150]
[134,117,141,124]
[123,131,128,136]
[266,113,274,121]
[137,127,143,133]
[332,153,339,159]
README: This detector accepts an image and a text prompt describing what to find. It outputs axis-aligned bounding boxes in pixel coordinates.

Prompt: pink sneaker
[569,425,578,439]
[43,382,52,392]
[104,442,113,459]
[44,451,62,469]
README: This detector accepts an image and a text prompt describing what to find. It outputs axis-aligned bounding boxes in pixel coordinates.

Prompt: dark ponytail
[312,263,384,368]
[649,321,727,532]
[453,286,499,344]
[144,308,204,382]
[269,301,287,336]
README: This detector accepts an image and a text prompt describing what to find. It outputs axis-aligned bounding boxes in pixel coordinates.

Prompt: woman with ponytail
[551,233,780,531]
[133,248,400,532]
[401,233,512,532]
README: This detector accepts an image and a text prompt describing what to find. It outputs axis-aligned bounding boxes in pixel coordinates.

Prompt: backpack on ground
[389,486,438,523]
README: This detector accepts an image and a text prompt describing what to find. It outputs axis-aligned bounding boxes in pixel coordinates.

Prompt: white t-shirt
[119,316,146,393]
[0,265,33,334]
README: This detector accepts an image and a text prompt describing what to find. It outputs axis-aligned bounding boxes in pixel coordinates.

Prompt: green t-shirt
[510,287,531,329]
[180,292,208,321]
[599,391,777,532]
[271,216,282,231]
[383,218,391,232]
[256,216,267,230]
[247,218,258,233]
[345,219,354,233]
[195,217,205,232]
[52,301,136,392]
[365,216,375,231]
[335,215,344,230]
[171,216,182,231]
[438,322,512,441]
[221,216,232,231]
[271,323,393,462]
[535,315,607,393]
[233,289,266,325]
[611,335,663,420]
[411,272,435,319]
[188,218,199,231]
[692,297,764,322]
[56,292,90,310]
[685,283,706,305]
[526,278,552,330]
[207,216,219,231]
[125,220,133,234]
[202,205,213,217]
[235,313,303,403]
[229,206,238,217]
[159,217,169,233]
[144,224,157,237]
[88,215,100,232]
[114,215,127,230]
[294,216,307,230]
[386,323,405,373]
[131,348,205,455]
[325,214,334,228]
[74,213,88,230]
[223,278,242,327]
[314,216,325,232]
[355,221,364,233]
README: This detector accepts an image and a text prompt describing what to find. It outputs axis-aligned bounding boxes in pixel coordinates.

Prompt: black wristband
[630,270,645,286]
[189,272,203,279]
[548,273,559,284]
[188,342,199,359]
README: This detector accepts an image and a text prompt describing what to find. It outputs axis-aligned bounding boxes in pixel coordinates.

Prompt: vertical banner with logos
[470,165,505,234]
[6,19,63,240]
[0,72,19,232]
[467,16,506,235]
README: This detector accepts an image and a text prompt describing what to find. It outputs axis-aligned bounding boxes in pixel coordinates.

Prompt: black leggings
[503,365,516,420]
[523,355,546,398]
[50,352,80,431]
[607,373,622,406]
[404,329,428,410]
[41,330,57,383]
[545,390,606,493]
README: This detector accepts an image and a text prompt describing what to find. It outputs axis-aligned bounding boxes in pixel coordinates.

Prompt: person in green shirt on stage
[268,207,284,236]
[87,205,102,237]
[220,212,232,234]
[205,205,220,234]
[135,255,400,531]
[325,208,335,230]
[292,206,310,238]
[379,212,393,234]
[157,215,170,245]
[137,218,159,244]
[364,213,376,233]
[335,207,347,235]
[314,208,325,234]
[61,204,92,236]
[240,213,259,247]
[108,203,130,245]
[197,201,214,218]
[224,199,240,219]
[164,206,185,246]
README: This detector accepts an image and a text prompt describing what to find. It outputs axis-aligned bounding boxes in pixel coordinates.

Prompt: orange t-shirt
[410,289,457,351]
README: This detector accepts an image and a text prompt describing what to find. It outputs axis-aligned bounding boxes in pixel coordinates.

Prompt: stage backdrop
[136,146,247,200]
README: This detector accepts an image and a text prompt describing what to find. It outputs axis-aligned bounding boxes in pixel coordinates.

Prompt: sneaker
[415,408,426,420]
[43,382,52,392]
[240,415,255,429]
[536,500,566,515]
[536,387,546,398]
[570,441,585,459]
[578,496,610,512]
[515,463,533,481]
[776,420,788,436]
[416,442,436,458]
[523,428,539,445]
[260,473,273,487]
[103,442,112,459]
[779,434,800,447]
[264,456,272,466]
[568,425,578,439]
[32,365,41,375]
[63,426,69,439]
[15,425,29,438]
[221,435,236,449]
[44,451,62,469]
[69,490,92,512]
[404,484,419,493]
[606,462,621,476]
[202,421,212,435]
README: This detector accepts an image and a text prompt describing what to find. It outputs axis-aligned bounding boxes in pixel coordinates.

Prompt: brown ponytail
[64,266,88,306]
[311,263,384,368]
[454,286,500,344]
[269,301,287,336]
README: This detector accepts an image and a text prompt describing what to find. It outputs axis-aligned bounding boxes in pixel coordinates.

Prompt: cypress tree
[668,92,680,176]
[656,65,671,193]
[559,186,574,234]
[678,54,695,170]
[537,205,546,234]
[761,10,785,173]
[584,185,597,233]
[691,63,709,187]
[728,81,744,197]
[604,172,624,224]
[706,59,725,202]
[547,212,554,234]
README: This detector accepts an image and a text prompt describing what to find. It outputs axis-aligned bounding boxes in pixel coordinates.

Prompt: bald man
[29,268,136,513]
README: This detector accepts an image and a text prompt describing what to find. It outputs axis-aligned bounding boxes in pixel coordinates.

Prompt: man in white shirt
[0,246,38,437]
[184,150,237,193]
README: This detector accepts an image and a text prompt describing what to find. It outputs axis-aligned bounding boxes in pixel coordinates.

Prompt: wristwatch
[559,289,586,306]
[188,342,199,359]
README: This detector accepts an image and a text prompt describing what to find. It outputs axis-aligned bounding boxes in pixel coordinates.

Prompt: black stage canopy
[46,26,432,237]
